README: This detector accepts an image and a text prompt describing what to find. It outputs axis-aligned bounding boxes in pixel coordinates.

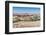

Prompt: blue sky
[13,7,40,14]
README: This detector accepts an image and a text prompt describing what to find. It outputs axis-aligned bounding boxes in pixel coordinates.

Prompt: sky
[13,7,40,14]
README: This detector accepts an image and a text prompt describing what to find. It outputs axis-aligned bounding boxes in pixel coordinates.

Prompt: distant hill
[13,13,40,16]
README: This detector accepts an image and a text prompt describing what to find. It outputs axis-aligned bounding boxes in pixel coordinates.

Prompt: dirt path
[13,21,40,28]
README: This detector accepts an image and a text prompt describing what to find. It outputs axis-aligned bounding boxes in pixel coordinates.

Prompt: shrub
[32,15,39,21]
[13,16,21,22]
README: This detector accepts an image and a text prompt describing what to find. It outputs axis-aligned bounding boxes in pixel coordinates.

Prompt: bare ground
[13,21,40,28]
